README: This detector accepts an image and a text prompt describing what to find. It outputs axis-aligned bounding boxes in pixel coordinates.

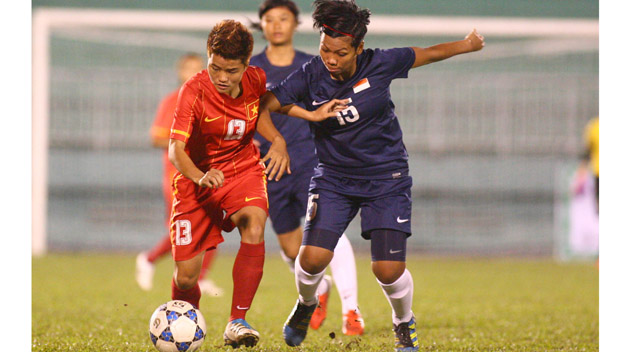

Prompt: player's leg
[136,234,171,291]
[283,243,335,346]
[283,184,356,346]
[219,167,269,348]
[221,205,266,348]
[361,175,418,351]
[276,170,335,330]
[276,227,302,271]
[265,175,303,271]
[197,248,224,297]
[271,206,338,333]
[169,174,224,309]
[136,183,175,290]
[171,252,204,308]
[328,234,364,335]
[370,230,418,352]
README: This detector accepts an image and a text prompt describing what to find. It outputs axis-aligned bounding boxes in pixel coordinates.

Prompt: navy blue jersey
[251,49,316,170]
[270,47,416,177]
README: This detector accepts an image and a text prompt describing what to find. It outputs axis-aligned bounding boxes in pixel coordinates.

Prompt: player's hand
[310,99,351,122]
[198,168,224,188]
[261,136,291,181]
[465,29,485,52]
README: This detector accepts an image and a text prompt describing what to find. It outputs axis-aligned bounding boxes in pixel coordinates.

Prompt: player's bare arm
[256,100,291,181]
[285,100,350,122]
[151,136,169,149]
[260,92,349,123]
[168,139,224,188]
[411,29,484,68]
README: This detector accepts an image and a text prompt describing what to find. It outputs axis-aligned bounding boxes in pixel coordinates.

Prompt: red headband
[322,24,354,38]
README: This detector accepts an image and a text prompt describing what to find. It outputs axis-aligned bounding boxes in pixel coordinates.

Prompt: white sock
[329,234,359,314]
[280,250,296,273]
[377,269,414,325]
[295,255,325,306]
[316,275,331,295]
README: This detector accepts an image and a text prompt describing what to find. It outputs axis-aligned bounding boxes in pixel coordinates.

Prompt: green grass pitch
[32,253,598,351]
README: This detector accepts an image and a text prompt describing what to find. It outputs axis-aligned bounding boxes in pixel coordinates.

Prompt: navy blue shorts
[303,168,412,242]
[266,157,317,234]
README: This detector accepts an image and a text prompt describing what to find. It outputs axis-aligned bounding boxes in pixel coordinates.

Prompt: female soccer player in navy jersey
[258,0,485,350]
[250,0,364,335]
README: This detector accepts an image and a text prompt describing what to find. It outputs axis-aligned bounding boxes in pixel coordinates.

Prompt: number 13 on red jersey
[224,119,246,140]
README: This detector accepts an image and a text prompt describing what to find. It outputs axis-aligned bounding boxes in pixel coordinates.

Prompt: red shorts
[169,164,268,261]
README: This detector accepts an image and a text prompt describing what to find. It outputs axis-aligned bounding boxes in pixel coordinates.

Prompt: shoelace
[230,323,252,335]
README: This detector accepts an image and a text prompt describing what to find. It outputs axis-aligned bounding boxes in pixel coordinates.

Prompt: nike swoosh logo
[204,115,222,122]
[312,100,329,106]
[396,217,409,223]
[389,249,403,254]
[236,305,249,310]
[245,196,263,202]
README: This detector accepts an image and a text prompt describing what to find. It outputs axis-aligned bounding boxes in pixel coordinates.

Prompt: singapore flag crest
[352,78,370,94]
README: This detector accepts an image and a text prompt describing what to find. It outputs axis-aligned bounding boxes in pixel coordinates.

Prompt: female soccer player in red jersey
[167,19,290,348]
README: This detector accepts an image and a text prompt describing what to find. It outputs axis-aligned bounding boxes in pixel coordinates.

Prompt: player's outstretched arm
[260,91,349,123]
[284,100,349,122]
[256,99,291,181]
[168,139,224,188]
[411,29,484,68]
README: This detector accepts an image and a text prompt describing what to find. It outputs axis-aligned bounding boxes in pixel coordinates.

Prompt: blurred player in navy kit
[250,0,363,335]
[258,0,485,350]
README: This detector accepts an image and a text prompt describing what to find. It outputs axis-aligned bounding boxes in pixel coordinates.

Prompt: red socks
[147,234,172,263]
[171,278,201,308]
[229,242,265,321]
[170,243,263,315]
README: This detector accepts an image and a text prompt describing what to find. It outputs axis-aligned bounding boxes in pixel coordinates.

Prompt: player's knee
[282,245,299,260]
[239,217,265,244]
[372,261,406,284]
[174,271,199,291]
[298,247,333,274]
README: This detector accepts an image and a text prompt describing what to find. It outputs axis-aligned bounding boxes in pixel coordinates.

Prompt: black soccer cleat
[393,314,419,351]
[282,299,317,347]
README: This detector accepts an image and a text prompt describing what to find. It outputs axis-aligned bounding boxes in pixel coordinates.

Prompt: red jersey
[170,67,266,179]
[150,90,179,192]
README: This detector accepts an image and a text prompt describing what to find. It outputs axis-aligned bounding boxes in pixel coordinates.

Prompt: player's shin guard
[329,234,359,314]
[294,255,325,306]
[377,269,414,325]
[230,242,265,321]
[171,277,201,308]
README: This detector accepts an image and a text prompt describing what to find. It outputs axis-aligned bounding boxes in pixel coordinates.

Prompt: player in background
[574,116,599,213]
[168,20,290,348]
[249,0,363,335]
[136,53,223,297]
[258,0,485,350]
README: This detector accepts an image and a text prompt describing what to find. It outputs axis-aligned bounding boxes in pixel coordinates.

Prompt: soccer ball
[149,300,206,352]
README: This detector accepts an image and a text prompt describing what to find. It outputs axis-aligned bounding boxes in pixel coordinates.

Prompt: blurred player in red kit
[136,53,223,298]
[168,20,290,348]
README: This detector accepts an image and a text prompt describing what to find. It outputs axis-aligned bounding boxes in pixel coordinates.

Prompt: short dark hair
[250,0,301,31]
[312,0,371,48]
[207,20,254,64]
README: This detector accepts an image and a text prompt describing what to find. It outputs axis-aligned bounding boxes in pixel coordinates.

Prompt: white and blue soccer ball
[149,300,206,352]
